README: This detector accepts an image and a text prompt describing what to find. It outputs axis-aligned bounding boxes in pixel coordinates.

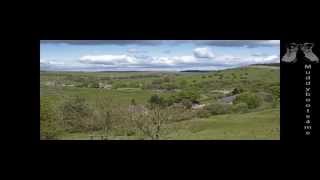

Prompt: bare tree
[95,96,114,139]
[132,104,172,140]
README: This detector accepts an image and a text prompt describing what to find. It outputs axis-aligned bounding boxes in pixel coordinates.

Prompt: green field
[40,65,280,140]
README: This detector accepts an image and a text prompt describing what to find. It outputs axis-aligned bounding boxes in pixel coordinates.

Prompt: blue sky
[40,40,280,71]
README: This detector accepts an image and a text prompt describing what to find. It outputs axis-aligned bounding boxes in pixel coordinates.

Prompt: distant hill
[180,70,212,72]
[251,63,280,67]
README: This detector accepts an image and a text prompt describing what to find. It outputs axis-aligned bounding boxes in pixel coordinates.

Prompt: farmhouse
[191,103,206,110]
[99,83,112,89]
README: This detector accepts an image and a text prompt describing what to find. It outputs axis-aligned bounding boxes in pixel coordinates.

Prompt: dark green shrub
[232,87,244,95]
[234,92,262,109]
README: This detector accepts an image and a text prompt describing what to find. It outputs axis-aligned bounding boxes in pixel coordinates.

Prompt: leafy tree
[148,94,168,108]
[60,96,93,132]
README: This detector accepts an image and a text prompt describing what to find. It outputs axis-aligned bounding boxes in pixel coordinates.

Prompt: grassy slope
[164,108,280,140]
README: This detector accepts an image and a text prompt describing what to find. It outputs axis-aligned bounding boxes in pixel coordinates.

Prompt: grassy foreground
[57,108,279,140]
[165,108,280,140]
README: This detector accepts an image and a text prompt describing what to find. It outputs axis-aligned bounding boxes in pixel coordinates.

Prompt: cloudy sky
[40,40,280,71]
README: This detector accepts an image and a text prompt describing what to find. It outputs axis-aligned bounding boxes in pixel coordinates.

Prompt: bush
[231,87,244,95]
[234,92,262,109]
[40,98,59,139]
[181,99,193,109]
[148,94,166,108]
[89,82,99,88]
[173,89,200,103]
[232,102,249,113]
[170,107,196,122]
[163,76,170,82]
[60,96,94,132]
[205,102,232,115]
[269,85,280,100]
[257,92,274,102]
[196,109,211,118]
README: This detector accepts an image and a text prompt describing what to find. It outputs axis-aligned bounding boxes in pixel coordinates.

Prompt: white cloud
[127,48,147,53]
[79,54,138,65]
[57,50,279,71]
[150,57,175,66]
[205,54,279,66]
[77,52,279,69]
[193,47,215,58]
[214,55,242,64]
[150,56,197,66]
[261,40,280,46]
[40,59,65,65]
[255,55,279,63]
[79,54,198,67]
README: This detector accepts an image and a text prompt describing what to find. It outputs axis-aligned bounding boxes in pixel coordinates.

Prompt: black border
[31,28,317,151]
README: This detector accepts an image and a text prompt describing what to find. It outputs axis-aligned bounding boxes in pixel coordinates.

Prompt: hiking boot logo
[281,42,319,63]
